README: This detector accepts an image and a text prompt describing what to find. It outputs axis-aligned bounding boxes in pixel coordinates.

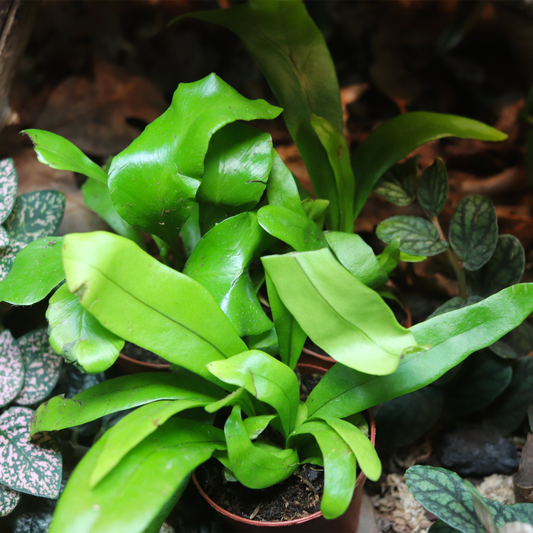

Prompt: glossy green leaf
[311,115,354,233]
[257,205,327,252]
[265,271,306,369]
[325,231,386,287]
[49,419,224,533]
[373,156,418,207]
[179,1,343,229]
[183,213,272,337]
[0,158,18,224]
[204,386,255,417]
[23,129,107,184]
[325,418,381,481]
[377,215,449,257]
[244,414,278,440]
[378,237,401,275]
[469,235,525,297]
[15,329,62,406]
[352,112,507,218]
[81,178,145,249]
[374,388,443,451]
[428,295,483,319]
[465,480,497,533]
[208,350,300,437]
[108,74,281,247]
[31,372,223,434]
[301,198,330,229]
[244,327,279,357]
[417,158,448,217]
[90,399,213,487]
[197,202,236,235]
[0,407,62,498]
[0,484,20,516]
[0,330,24,408]
[487,357,533,434]
[288,420,355,520]
[262,248,419,375]
[0,191,65,281]
[61,231,247,384]
[180,202,201,257]
[449,195,498,271]
[224,406,298,489]
[267,151,306,217]
[307,283,533,419]
[197,122,273,209]
[443,351,513,416]
[400,251,427,262]
[406,466,485,533]
[0,237,64,305]
[47,284,125,374]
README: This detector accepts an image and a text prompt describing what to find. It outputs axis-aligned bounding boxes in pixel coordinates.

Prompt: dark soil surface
[196,460,324,522]
[298,369,323,401]
[122,341,167,365]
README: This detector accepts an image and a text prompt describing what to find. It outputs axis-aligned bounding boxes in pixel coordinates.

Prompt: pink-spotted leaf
[14,329,63,406]
[0,484,20,516]
[0,407,62,498]
[0,330,24,408]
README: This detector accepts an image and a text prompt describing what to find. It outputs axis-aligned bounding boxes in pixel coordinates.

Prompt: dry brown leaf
[34,59,167,156]
[449,167,526,196]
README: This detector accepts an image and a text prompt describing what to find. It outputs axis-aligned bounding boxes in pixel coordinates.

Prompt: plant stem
[431,216,468,300]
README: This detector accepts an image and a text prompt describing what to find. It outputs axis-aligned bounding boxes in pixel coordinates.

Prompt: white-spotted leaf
[0,158,18,224]
[0,228,9,249]
[5,191,65,245]
[15,329,63,406]
[0,330,25,408]
[0,484,20,516]
[0,407,62,498]
[0,237,64,305]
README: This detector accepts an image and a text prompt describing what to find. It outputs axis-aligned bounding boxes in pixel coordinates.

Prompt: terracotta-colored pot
[193,361,376,532]
[115,352,170,374]
[302,279,412,367]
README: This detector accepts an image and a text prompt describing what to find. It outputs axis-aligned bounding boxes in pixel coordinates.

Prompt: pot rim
[193,363,376,527]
